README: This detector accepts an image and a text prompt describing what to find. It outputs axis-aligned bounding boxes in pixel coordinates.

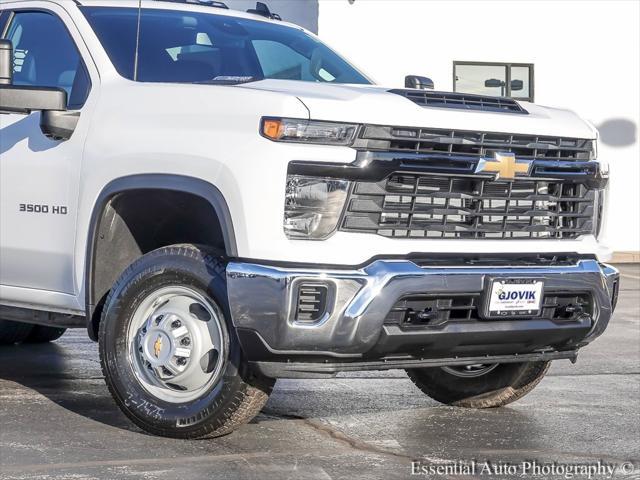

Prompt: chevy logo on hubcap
[153,335,163,358]
[475,152,532,180]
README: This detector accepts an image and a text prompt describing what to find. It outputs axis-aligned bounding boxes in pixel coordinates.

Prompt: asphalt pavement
[0,265,638,480]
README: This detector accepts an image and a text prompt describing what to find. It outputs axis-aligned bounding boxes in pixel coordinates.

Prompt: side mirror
[405,75,434,90]
[1,39,13,85]
[484,78,523,94]
[40,110,81,141]
[0,39,78,141]
[0,85,68,114]
[510,79,524,91]
[484,78,504,88]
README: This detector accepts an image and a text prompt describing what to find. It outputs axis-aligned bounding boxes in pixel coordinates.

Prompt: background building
[229,0,640,258]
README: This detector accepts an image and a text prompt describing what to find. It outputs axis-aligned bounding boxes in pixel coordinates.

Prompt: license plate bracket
[484,278,544,319]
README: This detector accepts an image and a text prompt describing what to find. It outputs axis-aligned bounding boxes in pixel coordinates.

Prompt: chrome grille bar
[340,175,595,239]
[354,125,595,162]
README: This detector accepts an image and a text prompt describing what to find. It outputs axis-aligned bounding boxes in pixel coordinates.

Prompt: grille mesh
[359,125,594,162]
[340,175,595,239]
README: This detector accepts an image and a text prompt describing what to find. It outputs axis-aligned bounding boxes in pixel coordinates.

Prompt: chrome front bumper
[226,258,619,360]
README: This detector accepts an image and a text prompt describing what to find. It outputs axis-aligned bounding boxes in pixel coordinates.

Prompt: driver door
[0,6,94,307]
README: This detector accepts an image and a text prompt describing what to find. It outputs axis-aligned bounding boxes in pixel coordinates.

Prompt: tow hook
[559,304,585,319]
[416,307,437,322]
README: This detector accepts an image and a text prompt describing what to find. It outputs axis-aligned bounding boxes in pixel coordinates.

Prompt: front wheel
[99,244,274,438]
[406,361,550,408]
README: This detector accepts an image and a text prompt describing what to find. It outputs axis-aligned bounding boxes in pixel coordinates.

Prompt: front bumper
[226,256,619,377]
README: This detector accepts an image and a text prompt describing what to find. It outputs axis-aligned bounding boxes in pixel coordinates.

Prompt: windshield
[81,7,371,85]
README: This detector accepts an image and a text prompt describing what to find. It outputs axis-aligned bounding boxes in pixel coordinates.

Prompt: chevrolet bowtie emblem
[476,152,532,180]
[153,336,163,358]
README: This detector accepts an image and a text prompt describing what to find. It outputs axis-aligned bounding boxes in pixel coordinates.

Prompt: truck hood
[240,80,596,139]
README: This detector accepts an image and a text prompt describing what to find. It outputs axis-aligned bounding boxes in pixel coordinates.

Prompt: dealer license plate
[486,279,544,318]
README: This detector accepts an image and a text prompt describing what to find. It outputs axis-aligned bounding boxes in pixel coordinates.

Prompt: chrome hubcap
[441,363,498,378]
[127,286,225,403]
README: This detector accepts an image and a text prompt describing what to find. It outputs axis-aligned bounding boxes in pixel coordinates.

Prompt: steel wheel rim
[126,286,226,403]
[441,363,498,378]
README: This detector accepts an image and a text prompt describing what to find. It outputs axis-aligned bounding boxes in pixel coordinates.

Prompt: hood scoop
[389,89,528,115]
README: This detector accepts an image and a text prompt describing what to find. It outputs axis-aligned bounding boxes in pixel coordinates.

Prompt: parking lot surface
[0,265,638,480]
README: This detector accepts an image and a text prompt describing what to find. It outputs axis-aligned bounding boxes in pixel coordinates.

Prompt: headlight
[284,176,350,239]
[262,118,358,146]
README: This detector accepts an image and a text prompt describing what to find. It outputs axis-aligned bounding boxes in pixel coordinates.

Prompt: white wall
[317,0,640,253]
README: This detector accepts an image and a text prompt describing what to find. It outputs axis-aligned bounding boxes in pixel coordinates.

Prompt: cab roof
[19,0,305,31]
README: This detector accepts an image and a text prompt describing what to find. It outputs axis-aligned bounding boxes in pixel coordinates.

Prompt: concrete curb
[612,251,640,263]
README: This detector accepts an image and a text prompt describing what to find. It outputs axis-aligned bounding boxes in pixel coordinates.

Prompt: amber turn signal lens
[261,117,358,145]
[262,119,283,140]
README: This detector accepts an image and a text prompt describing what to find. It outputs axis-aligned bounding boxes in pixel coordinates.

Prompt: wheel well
[87,188,230,340]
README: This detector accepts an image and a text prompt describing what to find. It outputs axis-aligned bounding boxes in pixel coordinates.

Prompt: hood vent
[390,89,528,114]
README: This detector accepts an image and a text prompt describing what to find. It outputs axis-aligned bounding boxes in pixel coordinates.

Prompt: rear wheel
[99,244,274,438]
[406,361,550,408]
[24,325,66,343]
[0,320,33,345]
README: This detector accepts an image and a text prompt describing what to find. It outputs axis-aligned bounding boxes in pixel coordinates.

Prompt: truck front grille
[357,125,594,162]
[340,175,595,239]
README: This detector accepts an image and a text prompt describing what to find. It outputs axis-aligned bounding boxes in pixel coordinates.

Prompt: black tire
[406,361,550,408]
[0,320,34,345]
[99,244,274,439]
[24,325,66,343]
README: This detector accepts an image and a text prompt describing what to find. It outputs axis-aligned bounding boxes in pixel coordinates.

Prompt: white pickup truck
[0,0,619,439]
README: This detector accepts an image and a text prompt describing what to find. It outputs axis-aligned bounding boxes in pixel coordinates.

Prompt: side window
[6,11,91,109]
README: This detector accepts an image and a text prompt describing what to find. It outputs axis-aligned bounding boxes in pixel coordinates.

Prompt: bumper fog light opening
[290,279,336,327]
[295,283,330,324]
